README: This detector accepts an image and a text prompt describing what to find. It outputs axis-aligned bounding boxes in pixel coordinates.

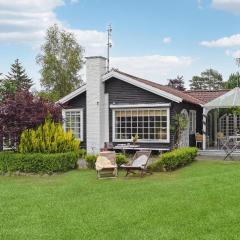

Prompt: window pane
[65,110,82,139]
[114,108,168,141]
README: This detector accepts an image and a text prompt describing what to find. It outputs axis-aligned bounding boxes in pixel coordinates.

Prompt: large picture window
[63,109,83,140]
[113,108,169,142]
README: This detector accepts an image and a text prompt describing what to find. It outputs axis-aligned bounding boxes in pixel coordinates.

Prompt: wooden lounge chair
[120,150,152,177]
[95,151,118,179]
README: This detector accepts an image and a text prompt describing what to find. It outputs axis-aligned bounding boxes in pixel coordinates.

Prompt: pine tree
[5,59,33,91]
[0,59,33,101]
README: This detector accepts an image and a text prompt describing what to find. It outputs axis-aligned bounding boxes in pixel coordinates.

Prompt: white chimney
[86,56,107,154]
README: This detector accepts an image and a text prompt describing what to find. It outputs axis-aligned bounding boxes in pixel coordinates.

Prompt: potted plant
[132,134,139,146]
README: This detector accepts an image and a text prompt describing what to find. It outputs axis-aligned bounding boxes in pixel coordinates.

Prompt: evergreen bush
[18,119,80,153]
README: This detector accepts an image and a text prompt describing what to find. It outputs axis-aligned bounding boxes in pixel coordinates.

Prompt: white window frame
[112,108,170,143]
[62,108,84,141]
[189,110,196,134]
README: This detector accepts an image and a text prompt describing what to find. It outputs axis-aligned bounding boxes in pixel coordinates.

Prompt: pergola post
[214,110,218,147]
[203,107,209,150]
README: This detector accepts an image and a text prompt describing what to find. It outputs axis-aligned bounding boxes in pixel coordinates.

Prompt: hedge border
[0,151,79,174]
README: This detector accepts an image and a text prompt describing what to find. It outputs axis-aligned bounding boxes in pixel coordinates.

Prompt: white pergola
[202,87,240,150]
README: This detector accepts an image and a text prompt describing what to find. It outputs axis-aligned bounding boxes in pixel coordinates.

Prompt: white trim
[62,108,84,141]
[112,107,170,143]
[104,93,109,142]
[189,110,196,134]
[102,71,182,103]
[57,85,87,104]
[202,108,209,150]
[113,146,170,152]
[110,103,171,109]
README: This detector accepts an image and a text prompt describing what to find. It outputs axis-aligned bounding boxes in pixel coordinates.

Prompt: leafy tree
[0,59,32,101]
[0,91,62,150]
[167,75,185,91]
[189,76,207,90]
[224,72,240,89]
[36,24,84,101]
[190,69,223,90]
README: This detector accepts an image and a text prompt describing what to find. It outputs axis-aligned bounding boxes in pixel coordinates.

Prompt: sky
[0,0,240,90]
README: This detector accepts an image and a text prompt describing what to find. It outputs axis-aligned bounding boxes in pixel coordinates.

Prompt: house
[58,56,233,154]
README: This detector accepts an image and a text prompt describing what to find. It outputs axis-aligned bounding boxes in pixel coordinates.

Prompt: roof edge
[56,84,87,104]
[102,70,183,103]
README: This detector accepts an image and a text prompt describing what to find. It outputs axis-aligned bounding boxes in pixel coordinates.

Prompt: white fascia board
[57,85,87,104]
[110,103,171,108]
[102,71,182,103]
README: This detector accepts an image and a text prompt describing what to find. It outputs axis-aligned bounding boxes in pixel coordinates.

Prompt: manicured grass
[1,160,240,239]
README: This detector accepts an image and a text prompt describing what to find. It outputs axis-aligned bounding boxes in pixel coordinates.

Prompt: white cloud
[0,0,107,55]
[212,0,240,14]
[110,55,194,84]
[200,34,240,48]
[162,37,172,44]
[225,49,240,58]
[71,29,107,56]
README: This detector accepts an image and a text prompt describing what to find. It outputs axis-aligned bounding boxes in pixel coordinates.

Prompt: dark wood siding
[63,91,87,148]
[62,77,203,150]
[171,102,202,147]
[105,77,202,149]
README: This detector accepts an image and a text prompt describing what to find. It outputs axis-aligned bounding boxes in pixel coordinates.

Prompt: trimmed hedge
[150,147,198,172]
[116,153,128,167]
[85,153,129,169]
[78,149,86,158]
[0,151,79,174]
[85,154,97,169]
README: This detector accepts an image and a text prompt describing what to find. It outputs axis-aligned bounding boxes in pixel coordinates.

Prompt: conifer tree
[0,59,33,101]
[5,59,33,91]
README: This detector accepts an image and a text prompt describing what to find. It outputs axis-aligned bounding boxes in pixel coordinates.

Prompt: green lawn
[1,160,240,240]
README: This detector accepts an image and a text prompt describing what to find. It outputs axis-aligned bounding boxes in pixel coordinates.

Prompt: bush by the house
[0,151,78,174]
[18,119,80,153]
[116,153,128,166]
[85,154,97,169]
[77,149,86,158]
[150,147,198,172]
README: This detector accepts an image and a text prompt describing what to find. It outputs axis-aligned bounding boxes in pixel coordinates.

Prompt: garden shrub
[18,119,80,153]
[77,149,86,158]
[85,154,97,169]
[0,151,78,174]
[116,153,128,166]
[0,91,62,148]
[149,147,198,172]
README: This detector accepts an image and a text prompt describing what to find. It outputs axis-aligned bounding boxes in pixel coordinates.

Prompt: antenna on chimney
[107,24,112,72]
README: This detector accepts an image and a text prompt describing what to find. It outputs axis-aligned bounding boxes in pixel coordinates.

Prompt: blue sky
[1,0,240,90]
